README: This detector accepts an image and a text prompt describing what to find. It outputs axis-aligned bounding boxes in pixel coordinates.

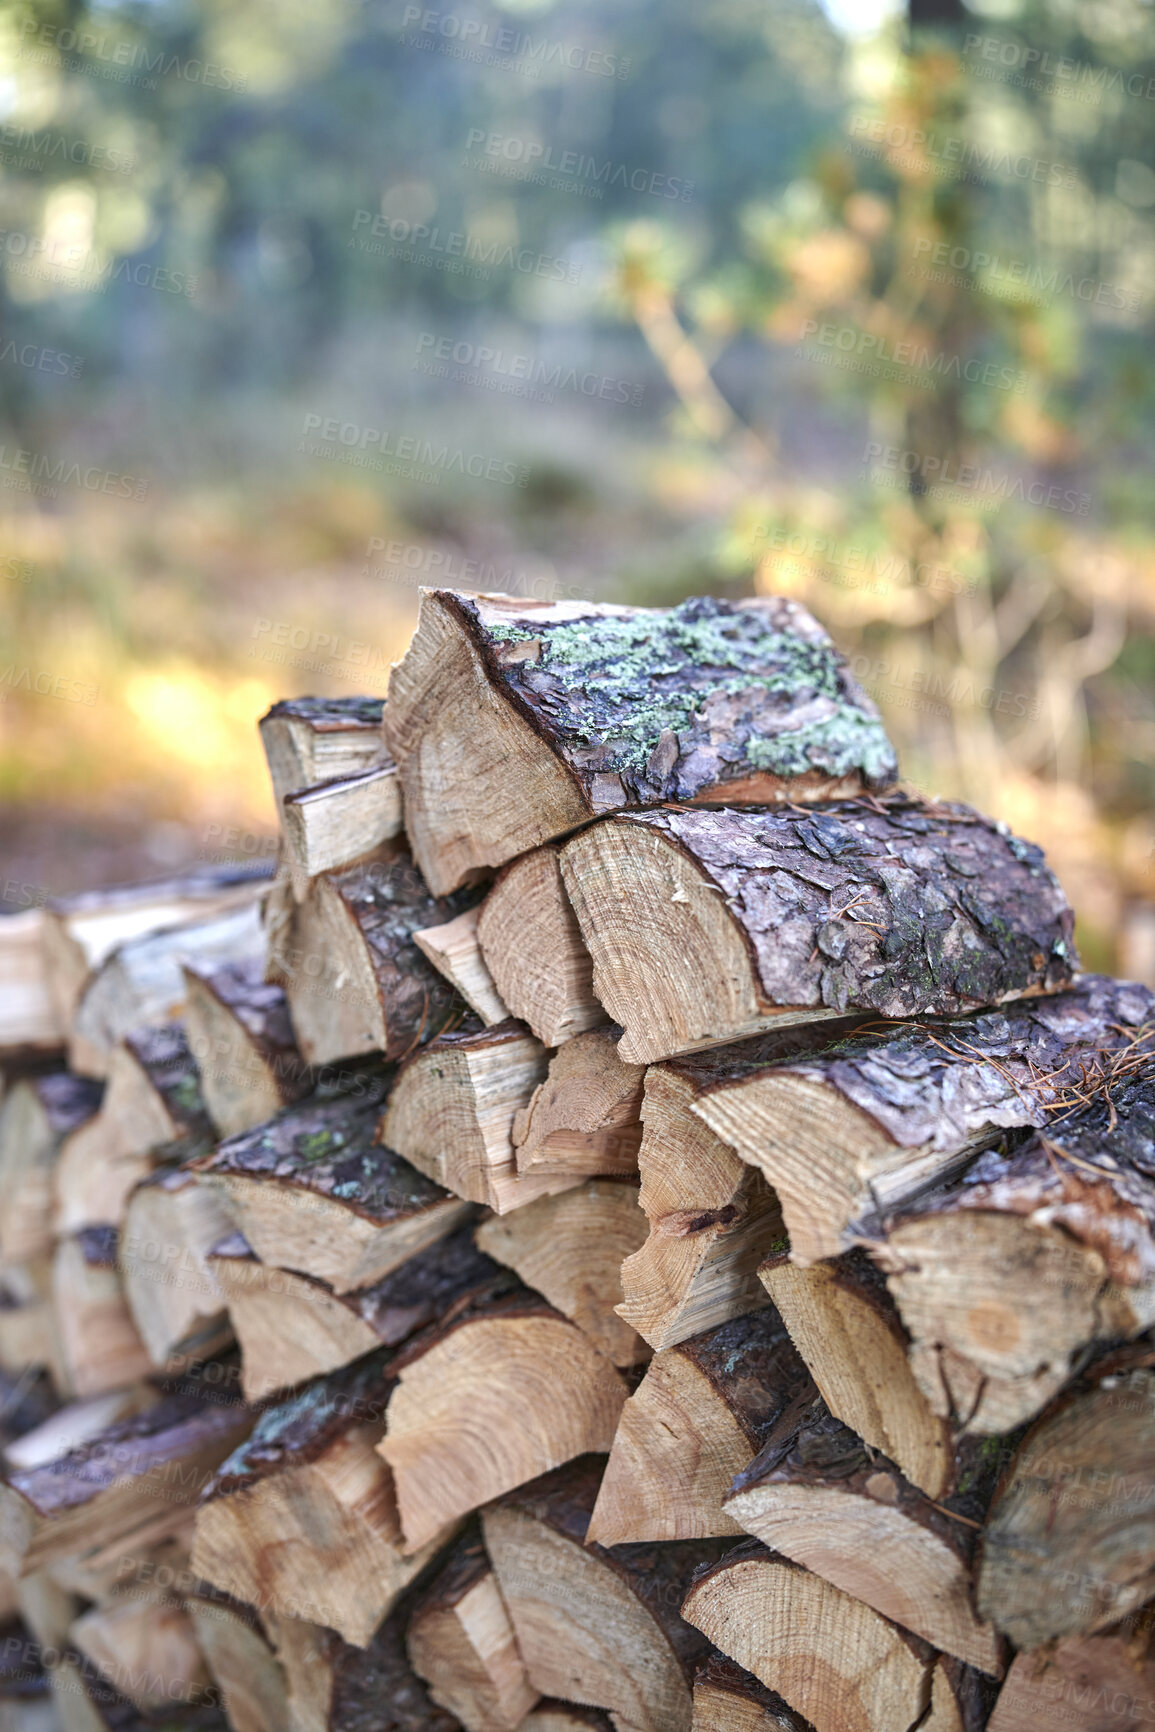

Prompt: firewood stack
[0,588,1153,1732]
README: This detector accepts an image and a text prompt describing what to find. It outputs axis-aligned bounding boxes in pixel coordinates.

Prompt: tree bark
[182,960,309,1138]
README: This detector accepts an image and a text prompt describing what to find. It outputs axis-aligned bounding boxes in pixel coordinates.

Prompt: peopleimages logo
[400,7,629,79]
[299,413,530,487]
[862,441,1091,516]
[350,211,581,283]
[849,115,1076,188]
[464,130,693,201]
[413,332,645,406]
[909,239,1140,313]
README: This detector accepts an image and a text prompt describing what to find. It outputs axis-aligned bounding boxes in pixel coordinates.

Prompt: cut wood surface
[691,1653,814,1732]
[682,1540,935,1732]
[689,973,1149,1263]
[725,1398,1005,1673]
[385,590,898,894]
[483,1455,729,1732]
[193,1078,472,1292]
[476,1180,648,1365]
[192,1350,446,1646]
[987,1613,1155,1732]
[512,1030,643,1180]
[69,1595,210,1712]
[258,694,388,809]
[587,1309,816,1545]
[878,1072,1155,1434]
[120,1165,235,1369]
[476,848,607,1048]
[977,1347,1155,1649]
[0,1259,62,1385]
[282,763,404,895]
[208,1224,493,1400]
[267,1598,462,1732]
[759,1250,953,1500]
[381,1020,571,1214]
[521,1705,614,1732]
[380,1287,627,1551]
[0,909,64,1061]
[406,1521,538,1732]
[52,1228,152,1401]
[0,1073,104,1264]
[413,906,509,1027]
[560,796,1076,1064]
[186,1590,289,1732]
[3,1390,154,1475]
[182,959,309,1137]
[266,847,478,1066]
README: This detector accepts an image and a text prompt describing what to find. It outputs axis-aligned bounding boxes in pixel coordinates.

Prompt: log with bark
[691,1654,814,1732]
[192,1077,472,1293]
[181,960,309,1137]
[688,973,1149,1263]
[258,696,390,810]
[185,1588,288,1732]
[0,1261,61,1384]
[412,908,509,1028]
[875,1068,1155,1434]
[475,1179,649,1366]
[482,1454,730,1732]
[0,1074,104,1264]
[0,910,64,1065]
[282,765,405,897]
[120,1166,235,1370]
[511,1030,643,1181]
[52,1229,152,1402]
[384,591,898,894]
[560,795,1076,1065]
[521,1705,614,1732]
[586,1309,816,1544]
[475,848,606,1049]
[266,1596,462,1732]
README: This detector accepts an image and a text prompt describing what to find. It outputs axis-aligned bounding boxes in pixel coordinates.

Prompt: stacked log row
[0,588,1151,1732]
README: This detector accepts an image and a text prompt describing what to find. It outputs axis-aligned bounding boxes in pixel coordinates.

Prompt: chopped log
[193,1080,472,1293]
[266,848,478,1066]
[3,1391,155,1475]
[924,1657,1000,1732]
[282,765,404,896]
[258,696,389,809]
[0,1260,61,1381]
[0,1367,58,1454]
[381,1021,573,1214]
[618,1056,794,1352]
[380,1286,627,1551]
[54,1024,212,1235]
[406,1521,538,1732]
[476,848,607,1048]
[409,910,507,1035]
[512,1031,643,1180]
[682,1540,936,1732]
[0,1385,253,1577]
[725,1399,1006,1673]
[987,1611,1155,1732]
[689,973,1149,1263]
[266,1601,461,1732]
[759,1250,953,1499]
[47,1518,197,1610]
[69,1596,210,1713]
[0,910,65,1063]
[52,1229,152,1402]
[691,1653,813,1732]
[476,1180,648,1365]
[522,1707,614,1732]
[0,1073,104,1263]
[877,1073,1155,1434]
[587,1309,816,1544]
[483,1455,729,1732]
[977,1343,1155,1648]
[384,590,898,895]
[120,1166,235,1369]
[185,1590,288,1732]
[206,1224,493,1400]
[69,899,267,1079]
[560,795,1076,1065]
[181,960,309,1138]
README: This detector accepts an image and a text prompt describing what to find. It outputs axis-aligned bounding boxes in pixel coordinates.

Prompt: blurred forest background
[0,0,1153,976]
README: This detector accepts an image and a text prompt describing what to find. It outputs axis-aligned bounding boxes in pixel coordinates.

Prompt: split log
[0,1074,104,1263]
[0,910,64,1063]
[185,1590,288,1732]
[560,795,1076,1064]
[282,765,404,896]
[258,696,389,809]
[266,1601,461,1732]
[522,1707,614,1732]
[54,1024,212,1235]
[380,1285,628,1551]
[193,1080,472,1293]
[68,899,266,1079]
[0,1385,253,1578]
[181,961,309,1138]
[52,1230,152,1402]
[512,1030,643,1180]
[265,848,478,1066]
[3,1391,155,1476]
[0,1367,58,1453]
[587,1309,816,1544]
[381,1021,573,1213]
[759,1250,953,1499]
[689,973,1149,1263]
[0,1261,61,1381]
[725,1398,1006,1673]
[406,1521,538,1731]
[483,1455,729,1732]
[987,1610,1155,1732]
[413,908,509,1027]
[120,1166,235,1369]
[977,1343,1155,1649]
[475,848,606,1048]
[691,1653,813,1732]
[877,1072,1155,1434]
[476,1180,648,1365]
[682,1541,936,1732]
[192,1350,445,1647]
[68,1596,209,1713]
[384,590,898,894]
[206,1224,493,1401]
